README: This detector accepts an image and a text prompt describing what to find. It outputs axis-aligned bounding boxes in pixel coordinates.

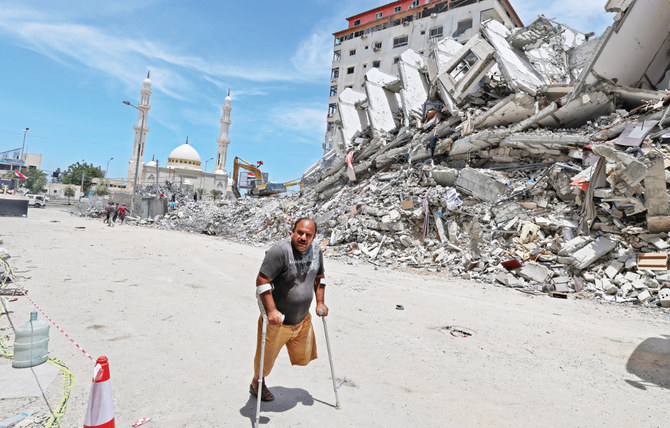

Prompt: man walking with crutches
[250,217,327,405]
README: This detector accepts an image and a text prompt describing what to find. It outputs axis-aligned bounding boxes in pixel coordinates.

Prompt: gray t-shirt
[259,237,325,325]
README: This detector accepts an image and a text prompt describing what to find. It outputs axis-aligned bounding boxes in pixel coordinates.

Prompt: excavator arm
[284,178,303,191]
[232,157,265,198]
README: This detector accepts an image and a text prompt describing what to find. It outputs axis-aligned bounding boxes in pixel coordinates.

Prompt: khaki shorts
[254,312,317,377]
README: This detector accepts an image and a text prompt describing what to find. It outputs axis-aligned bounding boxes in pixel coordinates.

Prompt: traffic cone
[83,356,115,428]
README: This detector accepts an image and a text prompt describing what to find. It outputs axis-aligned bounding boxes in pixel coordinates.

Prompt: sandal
[249,383,274,402]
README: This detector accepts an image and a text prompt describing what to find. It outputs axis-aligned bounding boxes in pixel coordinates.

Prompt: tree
[64,186,75,204]
[196,188,205,201]
[61,162,104,193]
[209,189,222,200]
[95,182,110,196]
[8,167,47,193]
[24,169,47,193]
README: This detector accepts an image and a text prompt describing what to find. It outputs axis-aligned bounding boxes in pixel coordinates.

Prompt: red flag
[14,170,27,180]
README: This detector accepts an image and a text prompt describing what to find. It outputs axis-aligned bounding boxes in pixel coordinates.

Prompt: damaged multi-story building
[321,0,523,160]
[293,0,670,307]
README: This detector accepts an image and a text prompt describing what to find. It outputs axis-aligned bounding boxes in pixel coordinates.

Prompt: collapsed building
[77,0,670,309]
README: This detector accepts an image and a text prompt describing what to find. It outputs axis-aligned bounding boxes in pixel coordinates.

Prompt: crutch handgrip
[256,284,284,323]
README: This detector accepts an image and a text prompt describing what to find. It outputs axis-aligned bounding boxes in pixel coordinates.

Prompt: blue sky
[0,0,614,183]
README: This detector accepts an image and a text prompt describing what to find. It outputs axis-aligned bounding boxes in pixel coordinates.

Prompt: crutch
[255,283,272,428]
[318,309,342,409]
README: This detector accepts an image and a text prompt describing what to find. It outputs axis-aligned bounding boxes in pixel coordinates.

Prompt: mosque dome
[213,168,226,175]
[167,138,202,171]
[225,89,232,104]
[145,160,157,167]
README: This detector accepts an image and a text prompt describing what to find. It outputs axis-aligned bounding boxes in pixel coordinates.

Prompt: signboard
[0,177,15,191]
[238,172,269,189]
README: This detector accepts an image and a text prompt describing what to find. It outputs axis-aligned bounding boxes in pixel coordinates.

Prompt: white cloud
[0,5,315,103]
[265,102,327,142]
[291,31,333,81]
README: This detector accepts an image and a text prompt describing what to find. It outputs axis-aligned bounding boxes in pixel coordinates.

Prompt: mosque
[126,72,231,196]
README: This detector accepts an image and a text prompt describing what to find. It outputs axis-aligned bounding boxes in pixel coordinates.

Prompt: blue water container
[12,312,50,368]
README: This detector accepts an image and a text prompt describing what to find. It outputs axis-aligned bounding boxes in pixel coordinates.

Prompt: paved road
[1,207,669,427]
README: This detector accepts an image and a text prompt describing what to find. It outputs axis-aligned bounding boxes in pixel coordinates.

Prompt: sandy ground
[1,206,669,427]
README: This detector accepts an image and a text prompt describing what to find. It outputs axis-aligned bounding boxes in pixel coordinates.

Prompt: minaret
[127,71,152,189]
[215,89,232,175]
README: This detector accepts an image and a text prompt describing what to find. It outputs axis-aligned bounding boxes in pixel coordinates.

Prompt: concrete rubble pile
[298,1,670,309]
[75,1,670,309]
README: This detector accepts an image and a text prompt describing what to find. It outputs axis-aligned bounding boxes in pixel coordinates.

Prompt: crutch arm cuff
[256,283,273,296]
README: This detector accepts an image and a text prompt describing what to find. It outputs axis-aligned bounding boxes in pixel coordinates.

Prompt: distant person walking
[118,204,127,224]
[107,202,117,227]
[112,203,120,224]
[104,202,113,225]
[426,132,441,160]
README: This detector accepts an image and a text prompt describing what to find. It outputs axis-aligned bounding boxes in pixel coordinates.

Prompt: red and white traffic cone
[83,356,115,428]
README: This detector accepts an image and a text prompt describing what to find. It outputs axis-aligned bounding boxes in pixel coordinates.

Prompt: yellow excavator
[284,178,303,191]
[232,157,288,198]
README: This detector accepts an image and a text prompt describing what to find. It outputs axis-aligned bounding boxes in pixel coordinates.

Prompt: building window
[429,26,443,38]
[331,68,339,79]
[394,5,402,13]
[328,104,337,116]
[347,66,355,75]
[393,35,408,48]
[349,49,356,56]
[411,0,420,8]
[376,12,383,19]
[481,8,503,24]
[353,19,361,26]
[374,42,382,49]
[448,51,479,82]
[453,18,473,37]
[330,86,337,97]
[393,56,400,64]
[333,50,340,62]
[372,60,381,68]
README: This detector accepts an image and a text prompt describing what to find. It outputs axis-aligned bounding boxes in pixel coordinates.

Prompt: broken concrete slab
[571,237,617,270]
[481,19,546,96]
[605,260,624,279]
[439,34,496,102]
[473,92,536,129]
[337,88,369,148]
[518,261,554,283]
[583,0,670,91]
[398,50,429,121]
[364,68,402,135]
[455,168,507,203]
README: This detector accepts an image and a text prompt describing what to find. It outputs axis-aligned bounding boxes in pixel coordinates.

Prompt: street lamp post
[19,128,29,162]
[122,101,145,217]
[105,157,114,178]
[201,157,213,190]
